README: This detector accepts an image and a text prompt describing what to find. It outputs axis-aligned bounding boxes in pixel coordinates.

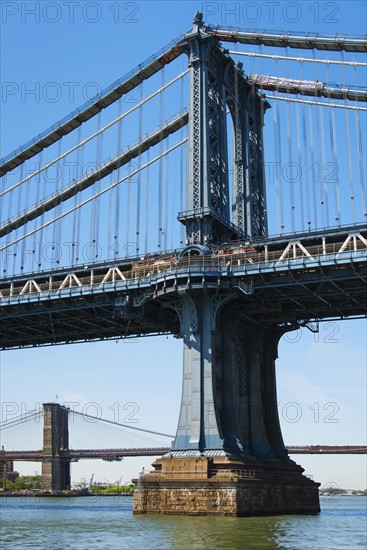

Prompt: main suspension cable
[228,50,367,66]
[0,70,189,199]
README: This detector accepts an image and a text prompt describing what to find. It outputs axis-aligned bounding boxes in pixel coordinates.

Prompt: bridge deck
[1,446,366,461]
[1,227,366,349]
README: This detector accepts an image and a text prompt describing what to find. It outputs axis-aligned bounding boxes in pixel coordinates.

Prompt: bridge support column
[134,11,319,516]
[133,297,320,515]
[41,403,70,493]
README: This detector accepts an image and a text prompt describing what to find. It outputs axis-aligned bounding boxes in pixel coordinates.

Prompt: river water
[0,495,366,549]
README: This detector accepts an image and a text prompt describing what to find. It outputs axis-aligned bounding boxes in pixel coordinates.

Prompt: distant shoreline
[2,492,365,498]
[1,491,134,497]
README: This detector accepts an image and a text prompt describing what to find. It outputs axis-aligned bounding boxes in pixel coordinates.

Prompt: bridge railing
[140,467,314,482]
[0,232,366,300]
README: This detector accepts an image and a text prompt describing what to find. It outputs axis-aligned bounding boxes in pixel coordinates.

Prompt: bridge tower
[41,403,70,493]
[133,13,320,516]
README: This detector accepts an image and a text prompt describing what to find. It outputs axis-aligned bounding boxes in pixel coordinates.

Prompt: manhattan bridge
[0,13,366,515]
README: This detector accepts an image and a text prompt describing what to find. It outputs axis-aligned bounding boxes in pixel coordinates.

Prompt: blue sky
[0,1,366,489]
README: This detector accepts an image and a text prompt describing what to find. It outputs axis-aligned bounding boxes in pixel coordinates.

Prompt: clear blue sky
[0,1,366,489]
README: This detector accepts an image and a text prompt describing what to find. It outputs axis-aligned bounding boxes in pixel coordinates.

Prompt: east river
[0,495,366,549]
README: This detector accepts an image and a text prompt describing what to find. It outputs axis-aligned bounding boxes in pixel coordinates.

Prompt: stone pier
[133,297,320,515]
[133,456,319,516]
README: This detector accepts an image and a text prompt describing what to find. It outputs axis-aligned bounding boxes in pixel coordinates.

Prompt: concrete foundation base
[133,456,320,516]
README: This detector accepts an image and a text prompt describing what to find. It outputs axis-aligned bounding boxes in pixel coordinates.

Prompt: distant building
[0,460,19,482]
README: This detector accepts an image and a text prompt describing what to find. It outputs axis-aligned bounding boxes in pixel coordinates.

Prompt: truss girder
[1,258,366,348]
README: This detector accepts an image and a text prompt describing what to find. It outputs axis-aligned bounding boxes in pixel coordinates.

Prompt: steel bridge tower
[41,403,70,493]
[134,13,320,516]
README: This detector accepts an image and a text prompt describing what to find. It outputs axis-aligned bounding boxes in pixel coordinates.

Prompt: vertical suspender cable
[326,64,341,224]
[296,99,305,231]
[91,117,97,246]
[114,99,123,258]
[56,139,63,260]
[312,49,323,228]
[14,164,23,273]
[125,103,132,256]
[284,47,296,232]
[96,112,103,255]
[353,64,366,221]
[144,148,150,253]
[126,172,131,257]
[16,165,22,222]
[286,100,295,232]
[341,51,355,224]
[2,172,10,274]
[180,74,185,246]
[164,134,168,251]
[108,174,114,259]
[91,112,103,258]
[72,126,82,264]
[52,139,63,269]
[273,59,284,232]
[302,107,311,229]
[319,97,329,228]
[6,174,12,221]
[136,83,143,256]
[75,129,84,263]
[314,98,325,228]
[158,67,165,249]
[355,108,367,220]
[273,95,282,233]
[34,150,43,271]
[169,138,177,250]
[20,163,27,271]
[329,103,341,225]
[308,101,318,229]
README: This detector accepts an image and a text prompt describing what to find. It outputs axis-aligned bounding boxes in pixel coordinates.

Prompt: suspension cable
[267,95,367,110]
[228,50,367,66]
[353,64,367,220]
[308,94,318,228]
[341,51,355,224]
[319,97,329,228]
[326,62,341,224]
[273,59,284,232]
[0,139,188,254]
[70,410,174,438]
[285,47,296,232]
[0,410,43,430]
[136,82,143,256]
[296,95,305,230]
[0,70,189,199]
[144,148,150,253]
